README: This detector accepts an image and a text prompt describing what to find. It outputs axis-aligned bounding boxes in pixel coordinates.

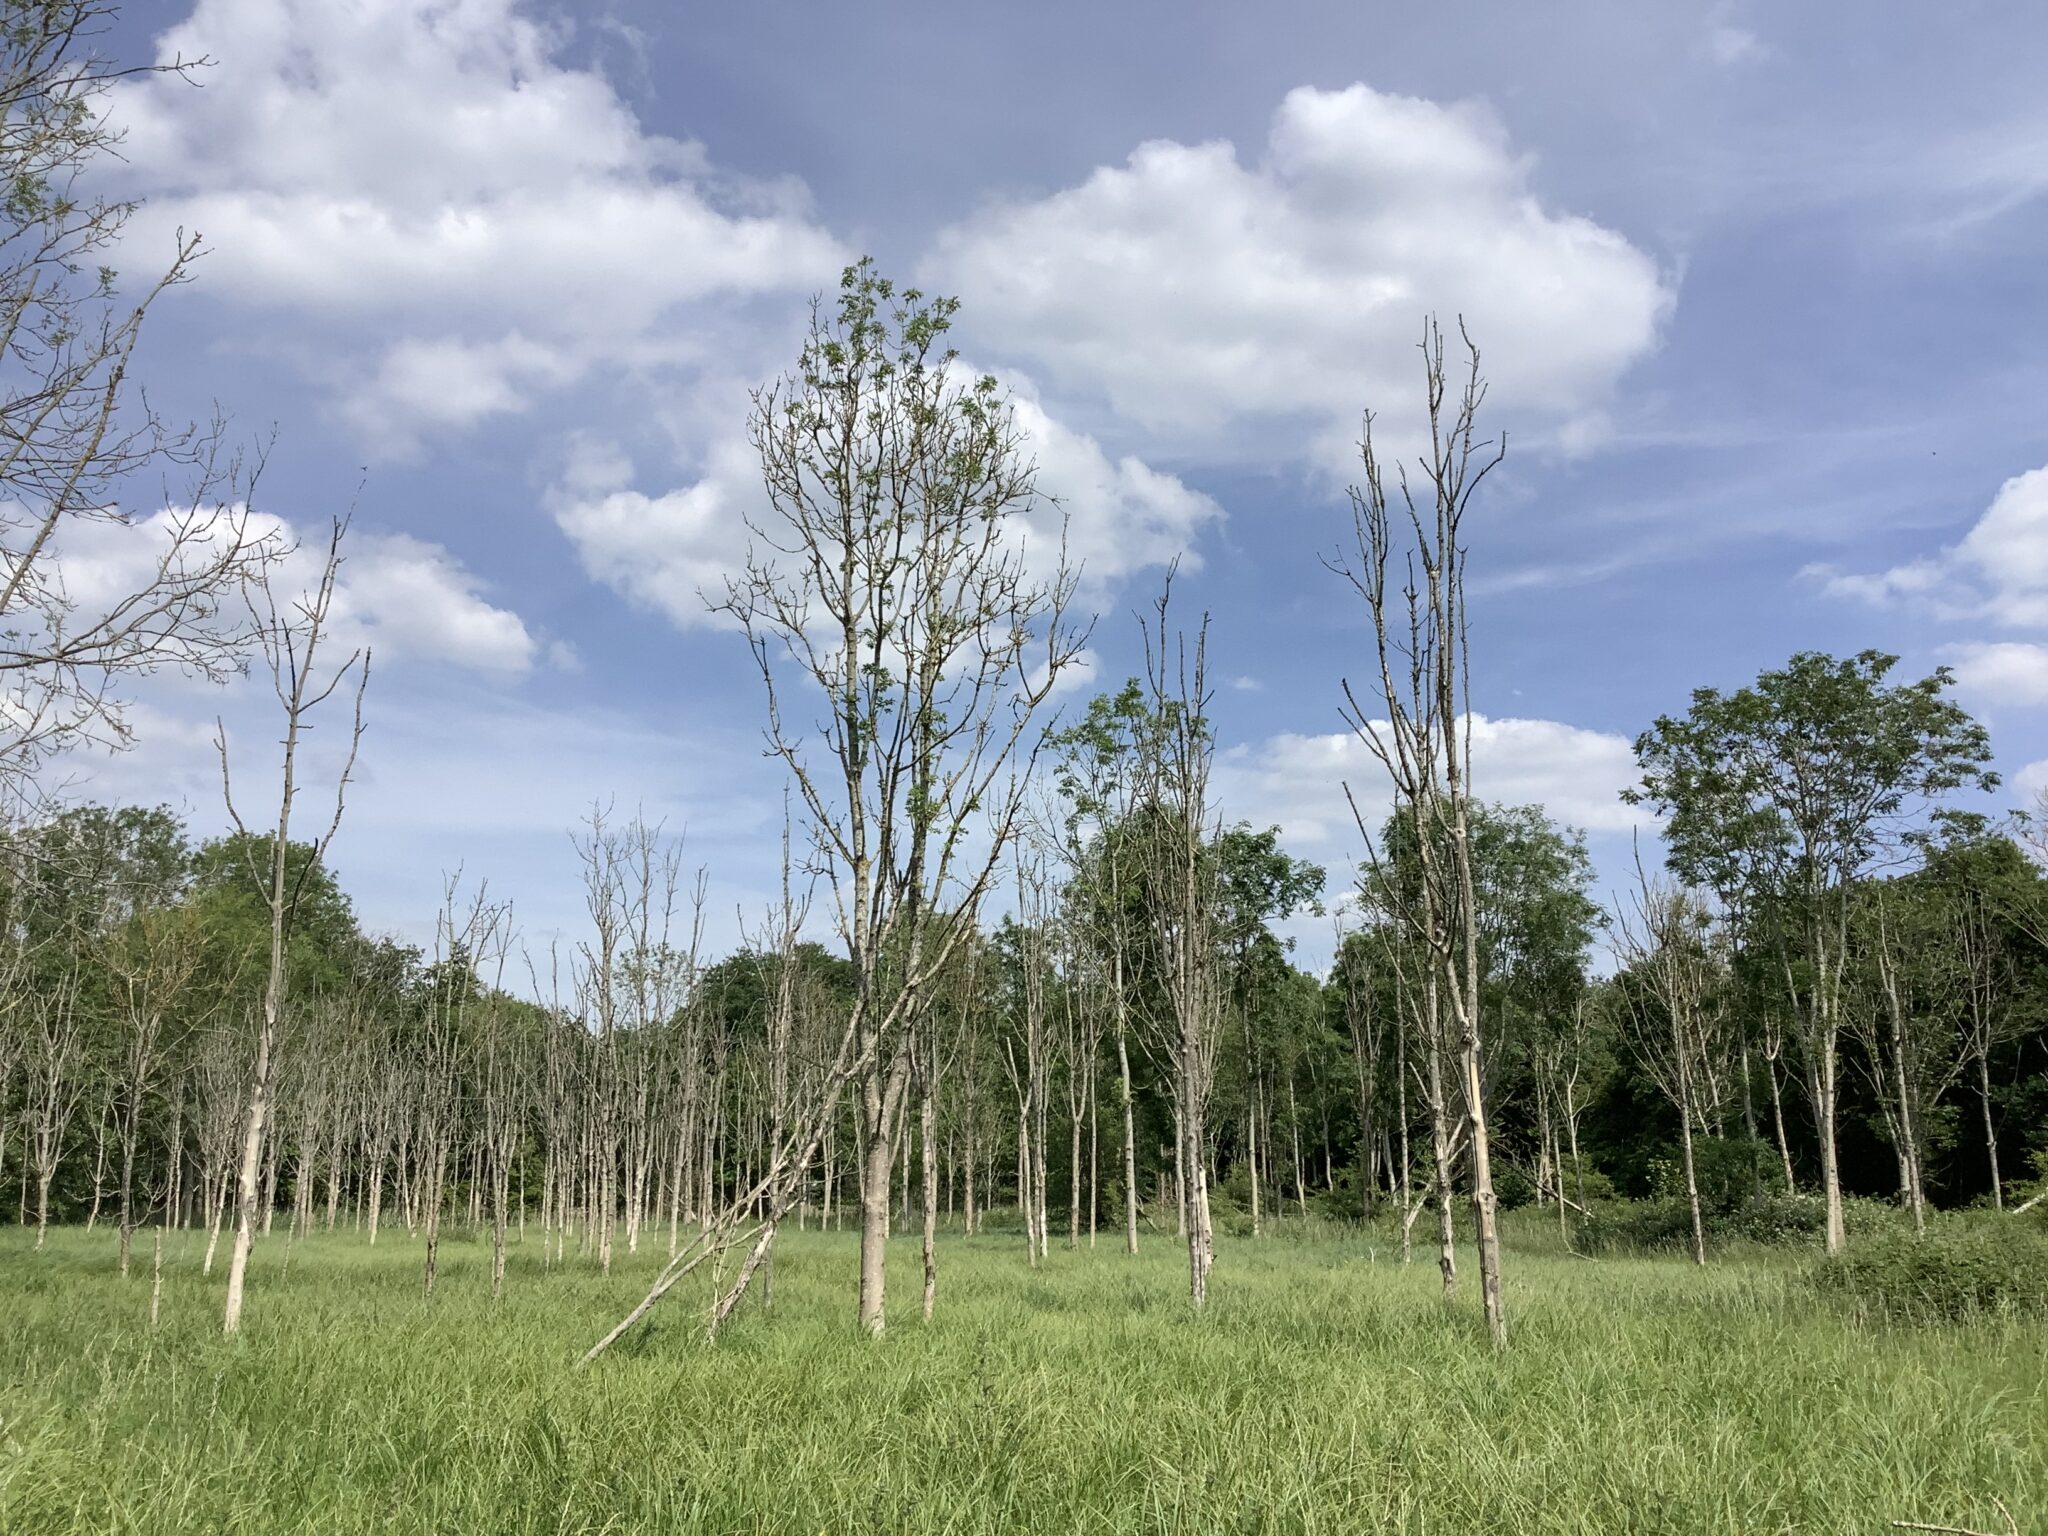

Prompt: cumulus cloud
[54,508,542,674]
[1216,713,1650,860]
[547,370,1222,632]
[1810,464,2048,630]
[546,433,756,630]
[1941,641,2048,706]
[925,83,1673,471]
[109,0,847,450]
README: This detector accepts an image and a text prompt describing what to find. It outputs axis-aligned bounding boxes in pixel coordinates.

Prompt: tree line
[3,647,2043,1340]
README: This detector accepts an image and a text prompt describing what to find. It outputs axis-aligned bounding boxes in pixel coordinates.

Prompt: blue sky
[68,0,2048,965]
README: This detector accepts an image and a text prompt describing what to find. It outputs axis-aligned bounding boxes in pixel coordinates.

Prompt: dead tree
[1334,319,1510,1349]
[216,519,368,1337]
[1138,584,1222,1310]
[0,4,279,814]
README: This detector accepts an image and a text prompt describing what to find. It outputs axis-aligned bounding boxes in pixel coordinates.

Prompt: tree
[1136,588,1222,1308]
[215,519,368,1336]
[1334,318,1510,1349]
[1051,679,1162,1257]
[1916,831,2043,1211]
[1211,823,1323,1238]
[714,259,1084,1338]
[0,0,277,810]
[1628,650,1994,1252]
[1612,873,1730,1265]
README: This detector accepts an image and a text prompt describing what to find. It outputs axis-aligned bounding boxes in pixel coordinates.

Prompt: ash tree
[1334,319,1511,1349]
[717,259,1086,1338]
[0,0,277,812]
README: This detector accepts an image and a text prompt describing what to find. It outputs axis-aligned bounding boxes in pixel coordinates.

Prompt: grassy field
[0,1218,2039,1534]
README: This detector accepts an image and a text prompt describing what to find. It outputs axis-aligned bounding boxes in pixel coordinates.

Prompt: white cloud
[926,83,1673,471]
[53,508,542,674]
[547,370,1221,632]
[337,531,541,672]
[547,434,755,630]
[1811,464,2048,629]
[1217,713,1650,860]
[1941,641,2048,706]
[110,0,847,450]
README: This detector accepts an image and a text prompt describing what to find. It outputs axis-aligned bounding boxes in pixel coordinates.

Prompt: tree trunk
[1117,1028,1138,1256]
[1978,1052,2003,1211]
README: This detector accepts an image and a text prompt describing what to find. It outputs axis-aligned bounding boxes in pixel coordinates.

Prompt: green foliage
[1629,650,1996,902]
[1810,1218,2048,1323]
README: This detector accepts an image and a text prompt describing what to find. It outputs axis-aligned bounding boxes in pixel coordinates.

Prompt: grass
[0,1215,2040,1534]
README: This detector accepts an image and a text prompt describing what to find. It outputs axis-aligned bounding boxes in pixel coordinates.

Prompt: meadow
[0,1219,2039,1534]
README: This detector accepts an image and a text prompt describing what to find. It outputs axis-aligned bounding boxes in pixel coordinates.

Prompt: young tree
[1612,874,1729,1265]
[102,896,206,1273]
[1137,588,1223,1308]
[716,259,1084,1337]
[215,520,368,1335]
[1628,651,1994,1252]
[1051,681,1161,1257]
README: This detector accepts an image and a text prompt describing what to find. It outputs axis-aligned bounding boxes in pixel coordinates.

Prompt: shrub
[1493,1163,1536,1211]
[1809,1218,2048,1323]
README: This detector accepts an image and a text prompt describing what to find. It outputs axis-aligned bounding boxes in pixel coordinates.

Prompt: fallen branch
[1890,1495,2018,1536]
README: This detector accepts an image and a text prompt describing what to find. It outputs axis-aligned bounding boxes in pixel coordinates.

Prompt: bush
[1809,1218,2048,1323]
[1726,1191,1829,1245]
[1493,1164,1536,1211]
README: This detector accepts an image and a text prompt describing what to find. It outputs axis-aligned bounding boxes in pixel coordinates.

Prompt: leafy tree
[1628,650,1995,1250]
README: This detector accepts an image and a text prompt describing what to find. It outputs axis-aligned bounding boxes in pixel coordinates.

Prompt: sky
[57,0,2048,969]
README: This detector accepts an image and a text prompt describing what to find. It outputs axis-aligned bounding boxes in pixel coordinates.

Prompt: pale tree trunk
[1678,1077,1707,1266]
[1117,1026,1138,1256]
[920,1060,938,1321]
[1978,1053,2003,1210]
[857,1103,893,1336]
[221,521,367,1338]
[1766,1041,1796,1193]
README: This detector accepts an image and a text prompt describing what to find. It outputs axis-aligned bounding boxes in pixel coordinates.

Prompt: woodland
[0,4,2043,1534]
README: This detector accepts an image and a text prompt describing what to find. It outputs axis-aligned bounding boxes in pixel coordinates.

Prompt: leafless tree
[101,901,206,1272]
[1334,319,1509,1348]
[1136,585,1222,1310]
[0,3,280,811]
[21,964,82,1245]
[215,518,368,1336]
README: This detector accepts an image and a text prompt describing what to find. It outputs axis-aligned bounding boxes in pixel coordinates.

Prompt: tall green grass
[0,1217,2038,1533]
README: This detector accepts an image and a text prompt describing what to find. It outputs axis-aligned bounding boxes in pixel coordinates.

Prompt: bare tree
[716,259,1084,1338]
[1137,586,1222,1310]
[1613,869,1729,1266]
[1334,319,1509,1349]
[101,900,207,1272]
[21,964,82,1246]
[0,3,279,810]
[215,519,368,1336]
